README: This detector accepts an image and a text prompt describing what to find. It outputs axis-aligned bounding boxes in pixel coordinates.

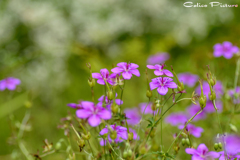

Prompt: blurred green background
[0,0,240,159]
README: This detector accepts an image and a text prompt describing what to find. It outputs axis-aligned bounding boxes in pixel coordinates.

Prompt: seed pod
[55,142,62,150]
[209,91,216,101]
[88,79,95,87]
[185,138,190,146]
[182,138,186,146]
[214,143,219,151]
[82,132,91,140]
[127,149,132,157]
[146,90,152,98]
[111,103,119,114]
[123,150,128,159]
[128,132,133,141]
[107,91,114,100]
[218,142,222,149]
[110,130,117,140]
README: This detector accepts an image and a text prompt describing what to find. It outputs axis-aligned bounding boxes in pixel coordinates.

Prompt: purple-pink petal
[88,115,101,127]
[122,72,132,79]
[157,86,168,95]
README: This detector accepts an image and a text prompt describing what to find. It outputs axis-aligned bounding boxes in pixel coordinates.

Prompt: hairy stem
[166,109,202,154]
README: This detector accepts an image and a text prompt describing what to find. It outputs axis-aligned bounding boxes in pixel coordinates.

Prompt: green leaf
[0,92,28,119]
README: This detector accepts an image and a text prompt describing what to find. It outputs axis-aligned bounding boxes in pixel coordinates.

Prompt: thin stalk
[40,150,56,158]
[18,140,33,160]
[18,110,31,139]
[107,140,123,160]
[160,107,163,150]
[134,99,151,153]
[146,94,182,142]
[87,140,95,158]
[91,87,94,102]
[119,80,125,113]
[166,109,203,154]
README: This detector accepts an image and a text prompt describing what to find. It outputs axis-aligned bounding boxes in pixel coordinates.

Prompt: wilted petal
[88,115,101,127]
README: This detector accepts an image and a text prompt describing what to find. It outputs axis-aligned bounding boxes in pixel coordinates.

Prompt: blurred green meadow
[0,0,240,159]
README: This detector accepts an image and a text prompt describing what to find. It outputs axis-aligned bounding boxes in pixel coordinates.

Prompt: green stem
[18,110,31,139]
[18,140,33,160]
[107,140,123,160]
[166,109,203,154]
[160,107,163,150]
[40,150,56,158]
[87,140,95,158]
[134,99,150,153]
[146,94,182,142]
[175,98,192,103]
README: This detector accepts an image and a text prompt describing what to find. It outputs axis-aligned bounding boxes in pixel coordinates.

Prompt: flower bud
[128,132,133,141]
[111,103,119,114]
[214,143,219,151]
[123,150,128,159]
[209,78,216,86]
[82,132,91,140]
[218,142,222,149]
[199,95,207,109]
[78,139,85,149]
[146,90,152,98]
[88,79,95,87]
[55,142,62,150]
[171,66,185,92]
[24,101,32,108]
[127,149,132,157]
[174,146,180,153]
[110,130,117,140]
[185,138,190,146]
[181,138,186,146]
[199,80,207,109]
[209,91,216,101]
[107,91,114,100]
[139,145,147,155]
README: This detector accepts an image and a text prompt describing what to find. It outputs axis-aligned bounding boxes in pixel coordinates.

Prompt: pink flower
[219,134,240,158]
[178,72,199,87]
[147,64,173,77]
[99,124,128,146]
[111,62,140,79]
[165,112,188,126]
[76,101,111,127]
[150,77,177,95]
[92,68,115,85]
[147,53,170,65]
[0,77,21,91]
[186,144,219,160]
[213,41,239,59]
[178,124,203,138]
[124,108,141,125]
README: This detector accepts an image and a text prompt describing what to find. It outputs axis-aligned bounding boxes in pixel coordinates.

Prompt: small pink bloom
[179,124,203,138]
[76,101,111,127]
[147,64,173,77]
[111,62,140,80]
[147,53,170,65]
[92,68,115,85]
[213,41,239,59]
[0,77,21,91]
[186,144,219,160]
[150,77,177,95]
